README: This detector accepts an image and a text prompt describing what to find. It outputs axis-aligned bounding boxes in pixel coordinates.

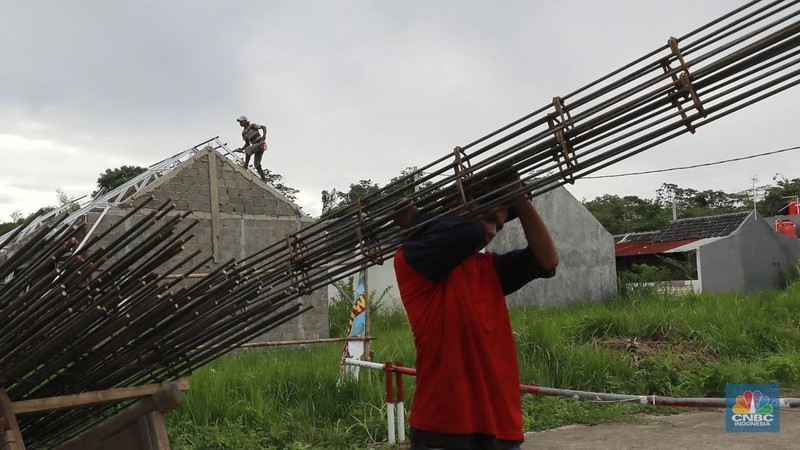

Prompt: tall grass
[167,283,800,449]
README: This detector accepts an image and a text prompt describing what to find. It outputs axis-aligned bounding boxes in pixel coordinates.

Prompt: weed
[168,280,800,448]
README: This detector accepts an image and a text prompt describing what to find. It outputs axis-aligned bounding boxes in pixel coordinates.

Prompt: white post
[396,401,405,442]
[672,198,677,220]
[387,402,396,445]
[385,361,396,445]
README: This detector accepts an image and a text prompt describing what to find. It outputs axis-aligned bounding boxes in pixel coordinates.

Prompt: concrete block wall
[352,185,617,312]
[699,214,800,293]
[81,148,327,343]
[487,185,617,307]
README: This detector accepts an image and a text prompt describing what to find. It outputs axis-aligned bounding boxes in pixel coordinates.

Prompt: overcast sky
[2,0,800,220]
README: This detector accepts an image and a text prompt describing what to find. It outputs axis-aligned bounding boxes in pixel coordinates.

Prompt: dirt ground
[522,409,800,449]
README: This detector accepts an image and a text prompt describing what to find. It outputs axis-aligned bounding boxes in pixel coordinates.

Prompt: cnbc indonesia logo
[726,384,779,433]
[730,390,775,428]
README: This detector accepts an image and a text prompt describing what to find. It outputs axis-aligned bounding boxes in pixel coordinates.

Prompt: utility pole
[363,267,373,382]
[672,197,677,220]
[668,185,677,220]
[751,175,759,219]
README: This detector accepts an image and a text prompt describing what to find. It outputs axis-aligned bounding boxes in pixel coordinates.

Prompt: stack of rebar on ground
[3,1,800,447]
[0,199,315,447]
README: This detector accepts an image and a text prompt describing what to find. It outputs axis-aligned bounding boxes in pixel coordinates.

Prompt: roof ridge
[669,210,750,223]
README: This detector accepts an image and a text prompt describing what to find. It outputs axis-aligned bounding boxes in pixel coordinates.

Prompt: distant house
[615,211,800,293]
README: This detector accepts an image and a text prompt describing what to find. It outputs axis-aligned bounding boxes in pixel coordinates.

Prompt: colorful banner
[338,270,367,379]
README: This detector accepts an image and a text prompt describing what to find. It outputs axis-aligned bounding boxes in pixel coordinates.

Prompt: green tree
[93,165,148,197]
[320,188,344,216]
[583,194,668,234]
[0,221,18,236]
[328,276,391,338]
[263,168,299,201]
[586,183,750,234]
[757,175,800,216]
[386,166,435,198]
[321,167,439,217]
[0,190,75,237]
[655,183,747,217]
[321,179,380,216]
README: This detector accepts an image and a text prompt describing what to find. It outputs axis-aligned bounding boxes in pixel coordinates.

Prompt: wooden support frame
[0,390,25,450]
[208,147,221,263]
[12,380,190,415]
[1,381,189,450]
[54,384,184,450]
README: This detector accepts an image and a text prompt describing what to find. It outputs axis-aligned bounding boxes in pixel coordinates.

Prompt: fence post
[384,362,395,445]
[395,361,405,443]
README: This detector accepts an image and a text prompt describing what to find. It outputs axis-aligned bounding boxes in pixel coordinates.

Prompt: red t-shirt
[395,246,524,440]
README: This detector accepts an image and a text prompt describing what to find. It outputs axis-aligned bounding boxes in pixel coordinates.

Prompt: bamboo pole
[200,336,375,350]
[363,267,372,382]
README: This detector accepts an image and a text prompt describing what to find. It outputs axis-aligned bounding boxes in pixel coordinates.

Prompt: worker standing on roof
[233,115,268,182]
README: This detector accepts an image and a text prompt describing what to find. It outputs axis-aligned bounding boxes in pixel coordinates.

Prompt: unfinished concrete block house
[1,137,328,342]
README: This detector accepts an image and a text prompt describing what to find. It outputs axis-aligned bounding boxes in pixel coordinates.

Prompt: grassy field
[166,282,800,449]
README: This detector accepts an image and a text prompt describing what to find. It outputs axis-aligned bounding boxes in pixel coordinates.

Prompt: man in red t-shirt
[394,178,558,450]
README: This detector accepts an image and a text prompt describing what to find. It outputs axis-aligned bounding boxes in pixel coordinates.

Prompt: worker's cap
[237,115,248,122]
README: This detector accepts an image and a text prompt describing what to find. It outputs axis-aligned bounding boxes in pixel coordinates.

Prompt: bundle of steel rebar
[0,198,312,447]
[231,0,800,307]
[3,1,800,447]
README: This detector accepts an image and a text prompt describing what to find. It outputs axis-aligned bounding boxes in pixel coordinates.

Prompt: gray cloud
[1,1,799,219]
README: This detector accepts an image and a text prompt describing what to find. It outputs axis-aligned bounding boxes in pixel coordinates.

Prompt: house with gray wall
[2,142,328,343]
[486,185,617,307]
[336,184,618,310]
[616,211,800,293]
[96,147,328,342]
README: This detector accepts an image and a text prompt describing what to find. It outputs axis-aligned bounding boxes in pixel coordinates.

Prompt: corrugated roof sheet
[614,231,660,243]
[615,239,699,256]
[666,237,725,253]
[614,211,752,256]
[653,211,751,242]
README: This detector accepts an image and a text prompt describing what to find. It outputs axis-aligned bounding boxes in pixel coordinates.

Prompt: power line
[582,145,800,179]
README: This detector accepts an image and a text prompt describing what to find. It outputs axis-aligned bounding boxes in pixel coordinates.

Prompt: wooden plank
[12,380,189,415]
[137,414,154,450]
[208,147,221,263]
[54,384,184,450]
[0,389,26,450]
[98,423,145,450]
[146,411,171,450]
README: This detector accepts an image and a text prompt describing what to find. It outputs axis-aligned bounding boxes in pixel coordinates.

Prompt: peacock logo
[726,384,779,433]
[732,390,773,415]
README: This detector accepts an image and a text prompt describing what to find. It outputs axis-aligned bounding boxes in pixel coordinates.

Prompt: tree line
[585,177,800,234]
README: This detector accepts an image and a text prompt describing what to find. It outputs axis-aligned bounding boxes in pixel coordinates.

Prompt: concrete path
[522,409,800,449]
